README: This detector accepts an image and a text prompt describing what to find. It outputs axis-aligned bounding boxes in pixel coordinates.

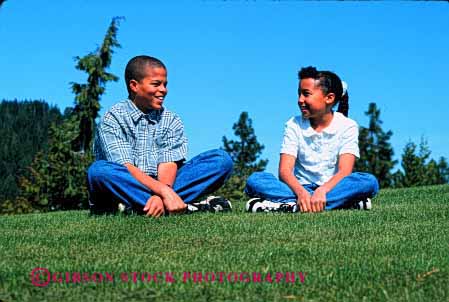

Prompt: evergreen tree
[355,102,396,188]
[393,138,448,188]
[437,157,449,184]
[14,18,122,212]
[71,17,121,152]
[217,112,268,201]
[396,141,424,187]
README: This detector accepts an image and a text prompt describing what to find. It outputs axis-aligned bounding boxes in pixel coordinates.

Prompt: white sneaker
[246,198,298,213]
[353,198,372,210]
[186,196,232,213]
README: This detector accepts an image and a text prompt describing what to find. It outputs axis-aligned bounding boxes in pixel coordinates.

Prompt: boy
[88,55,233,217]
[245,66,379,213]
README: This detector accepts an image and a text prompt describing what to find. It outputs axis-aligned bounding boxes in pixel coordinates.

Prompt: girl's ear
[325,93,336,105]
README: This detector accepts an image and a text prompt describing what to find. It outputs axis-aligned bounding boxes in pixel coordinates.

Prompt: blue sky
[1,1,448,174]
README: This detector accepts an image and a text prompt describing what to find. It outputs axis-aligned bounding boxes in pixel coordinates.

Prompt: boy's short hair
[298,66,344,104]
[125,55,166,95]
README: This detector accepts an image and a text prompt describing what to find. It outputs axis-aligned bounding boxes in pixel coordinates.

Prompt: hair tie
[341,81,348,96]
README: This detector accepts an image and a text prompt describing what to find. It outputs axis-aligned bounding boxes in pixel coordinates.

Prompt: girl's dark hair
[298,66,349,117]
[125,55,166,96]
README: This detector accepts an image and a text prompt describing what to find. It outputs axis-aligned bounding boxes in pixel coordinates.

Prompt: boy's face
[130,66,168,112]
[298,78,334,119]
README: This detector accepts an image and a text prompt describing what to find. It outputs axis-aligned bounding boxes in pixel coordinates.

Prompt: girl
[245,66,379,213]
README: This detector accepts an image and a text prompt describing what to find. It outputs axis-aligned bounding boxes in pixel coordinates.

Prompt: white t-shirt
[280,112,360,185]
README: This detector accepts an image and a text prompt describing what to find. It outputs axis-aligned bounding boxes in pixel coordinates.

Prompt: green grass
[1,185,449,302]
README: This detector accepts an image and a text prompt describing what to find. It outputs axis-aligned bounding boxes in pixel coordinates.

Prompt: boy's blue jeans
[87,149,233,214]
[244,172,379,210]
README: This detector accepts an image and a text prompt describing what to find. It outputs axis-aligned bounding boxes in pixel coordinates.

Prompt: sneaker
[90,199,131,215]
[186,196,232,213]
[246,198,298,213]
[352,198,372,210]
[117,202,135,215]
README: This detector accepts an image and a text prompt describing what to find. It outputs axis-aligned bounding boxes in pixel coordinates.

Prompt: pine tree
[396,141,424,187]
[394,138,448,188]
[15,18,122,212]
[217,112,268,201]
[437,157,449,184]
[355,102,396,188]
[71,17,121,152]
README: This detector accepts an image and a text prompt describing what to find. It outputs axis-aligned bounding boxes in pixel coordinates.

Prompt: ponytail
[337,92,349,117]
[337,80,349,117]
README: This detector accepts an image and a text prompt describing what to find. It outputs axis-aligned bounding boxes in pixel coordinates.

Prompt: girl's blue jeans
[244,172,379,210]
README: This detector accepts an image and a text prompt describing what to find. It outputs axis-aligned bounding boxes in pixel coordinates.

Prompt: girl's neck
[309,111,334,132]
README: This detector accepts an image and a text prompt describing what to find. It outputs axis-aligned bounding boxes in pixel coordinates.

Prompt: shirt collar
[126,99,163,124]
[300,112,340,137]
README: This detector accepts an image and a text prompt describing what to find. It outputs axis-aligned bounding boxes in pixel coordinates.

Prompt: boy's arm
[125,163,186,214]
[279,153,312,212]
[153,114,188,212]
[310,153,355,212]
[97,115,185,215]
[157,162,178,187]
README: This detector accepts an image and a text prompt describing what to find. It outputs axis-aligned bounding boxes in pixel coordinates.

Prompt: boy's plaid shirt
[94,99,188,177]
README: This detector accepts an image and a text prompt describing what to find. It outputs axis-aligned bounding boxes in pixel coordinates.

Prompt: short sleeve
[157,115,188,163]
[339,124,360,158]
[280,118,300,157]
[95,113,133,165]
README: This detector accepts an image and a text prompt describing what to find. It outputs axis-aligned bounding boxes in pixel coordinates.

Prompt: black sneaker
[246,198,298,213]
[352,198,372,210]
[186,196,232,213]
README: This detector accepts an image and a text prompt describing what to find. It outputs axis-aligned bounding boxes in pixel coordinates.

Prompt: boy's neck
[309,111,334,132]
[129,95,159,114]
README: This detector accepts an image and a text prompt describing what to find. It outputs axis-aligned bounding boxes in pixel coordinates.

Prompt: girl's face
[298,78,334,119]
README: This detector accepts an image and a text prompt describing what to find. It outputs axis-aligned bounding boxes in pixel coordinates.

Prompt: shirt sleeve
[157,115,188,164]
[280,118,299,157]
[339,123,360,158]
[96,113,133,165]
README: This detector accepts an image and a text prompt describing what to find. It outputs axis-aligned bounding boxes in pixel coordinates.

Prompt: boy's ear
[325,93,336,105]
[129,79,139,93]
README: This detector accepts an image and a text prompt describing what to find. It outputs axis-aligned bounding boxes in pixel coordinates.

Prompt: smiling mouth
[154,96,165,102]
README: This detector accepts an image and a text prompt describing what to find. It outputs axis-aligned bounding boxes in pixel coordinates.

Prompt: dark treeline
[0,100,63,200]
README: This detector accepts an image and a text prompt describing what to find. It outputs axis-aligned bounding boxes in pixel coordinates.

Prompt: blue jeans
[244,172,379,210]
[87,149,233,214]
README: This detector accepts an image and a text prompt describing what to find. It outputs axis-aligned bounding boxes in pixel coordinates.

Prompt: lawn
[1,185,448,302]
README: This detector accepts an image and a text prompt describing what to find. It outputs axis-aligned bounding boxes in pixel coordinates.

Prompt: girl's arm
[310,153,355,212]
[279,153,312,212]
[320,153,355,192]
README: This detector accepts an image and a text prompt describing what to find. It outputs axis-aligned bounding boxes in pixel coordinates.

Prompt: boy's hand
[297,189,312,213]
[159,185,187,214]
[143,195,165,218]
[310,187,326,212]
